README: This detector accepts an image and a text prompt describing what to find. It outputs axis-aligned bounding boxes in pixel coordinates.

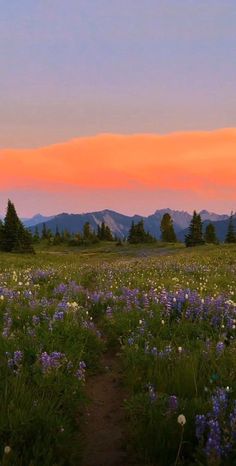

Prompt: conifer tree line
[33,220,116,246]
[0,201,235,252]
[184,210,236,247]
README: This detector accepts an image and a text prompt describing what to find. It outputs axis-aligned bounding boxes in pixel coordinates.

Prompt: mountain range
[1,208,234,241]
[16,208,233,242]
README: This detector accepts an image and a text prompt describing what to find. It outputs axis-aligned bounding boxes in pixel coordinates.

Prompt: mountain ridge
[26,208,233,241]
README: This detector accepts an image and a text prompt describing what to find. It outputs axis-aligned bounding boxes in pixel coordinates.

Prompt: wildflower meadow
[0,243,236,465]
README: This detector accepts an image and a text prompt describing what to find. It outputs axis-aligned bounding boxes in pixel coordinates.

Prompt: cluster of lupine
[0,262,103,464]
[196,388,236,461]
[6,350,23,374]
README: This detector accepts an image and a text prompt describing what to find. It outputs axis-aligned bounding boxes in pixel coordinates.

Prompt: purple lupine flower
[163,345,172,356]
[53,310,65,321]
[39,351,65,373]
[127,337,134,346]
[205,419,222,458]
[32,315,40,325]
[13,350,23,364]
[229,405,236,440]
[212,388,228,417]
[6,350,23,373]
[75,361,86,381]
[196,414,207,439]
[216,341,225,354]
[151,347,158,356]
[2,313,12,338]
[168,395,178,412]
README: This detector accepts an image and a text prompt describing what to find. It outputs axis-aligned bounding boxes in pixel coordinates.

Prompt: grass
[0,243,236,465]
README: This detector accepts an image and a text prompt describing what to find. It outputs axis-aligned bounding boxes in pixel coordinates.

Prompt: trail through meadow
[81,345,139,466]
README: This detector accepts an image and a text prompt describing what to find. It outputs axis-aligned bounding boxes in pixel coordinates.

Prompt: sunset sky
[0,1,236,216]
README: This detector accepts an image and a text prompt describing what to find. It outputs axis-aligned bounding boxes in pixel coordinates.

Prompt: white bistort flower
[177,414,186,426]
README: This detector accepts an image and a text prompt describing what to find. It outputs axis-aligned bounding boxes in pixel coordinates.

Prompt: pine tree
[33,226,40,243]
[53,225,62,245]
[160,213,177,242]
[41,223,48,240]
[100,221,106,240]
[128,219,155,244]
[0,220,4,249]
[205,223,217,244]
[0,200,34,253]
[225,212,236,243]
[185,211,204,247]
[104,225,113,241]
[128,221,135,243]
[83,222,91,240]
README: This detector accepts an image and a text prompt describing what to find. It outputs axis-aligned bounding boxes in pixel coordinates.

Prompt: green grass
[0,243,236,464]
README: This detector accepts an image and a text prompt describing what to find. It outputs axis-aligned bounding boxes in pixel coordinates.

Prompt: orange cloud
[1,129,236,197]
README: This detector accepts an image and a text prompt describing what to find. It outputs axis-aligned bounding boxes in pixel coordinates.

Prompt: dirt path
[81,349,137,466]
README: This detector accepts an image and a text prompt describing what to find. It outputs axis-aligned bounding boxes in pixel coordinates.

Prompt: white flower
[161,320,165,325]
[178,346,183,353]
[4,446,11,454]
[0,295,4,300]
[185,294,189,300]
[177,414,186,426]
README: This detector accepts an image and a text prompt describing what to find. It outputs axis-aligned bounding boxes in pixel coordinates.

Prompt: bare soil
[81,350,139,466]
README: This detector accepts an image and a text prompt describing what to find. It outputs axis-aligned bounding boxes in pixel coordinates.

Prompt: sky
[0,1,236,216]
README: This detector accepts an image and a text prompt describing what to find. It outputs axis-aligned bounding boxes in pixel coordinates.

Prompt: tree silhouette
[0,200,34,253]
[225,212,236,243]
[185,211,204,247]
[205,223,217,244]
[160,213,177,242]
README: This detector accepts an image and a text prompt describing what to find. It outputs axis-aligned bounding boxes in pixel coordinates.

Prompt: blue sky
[0,0,236,147]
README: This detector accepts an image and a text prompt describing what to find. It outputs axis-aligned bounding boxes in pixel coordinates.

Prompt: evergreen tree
[104,225,113,241]
[185,211,204,247]
[0,220,4,248]
[127,221,135,243]
[225,212,236,243]
[97,224,101,240]
[100,221,106,240]
[33,226,40,243]
[41,223,49,240]
[96,221,113,241]
[83,222,92,240]
[160,213,177,242]
[0,200,34,253]
[205,223,218,244]
[63,229,71,242]
[53,225,62,245]
[128,219,155,244]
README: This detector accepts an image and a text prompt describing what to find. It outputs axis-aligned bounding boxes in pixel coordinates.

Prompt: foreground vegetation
[0,243,236,465]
